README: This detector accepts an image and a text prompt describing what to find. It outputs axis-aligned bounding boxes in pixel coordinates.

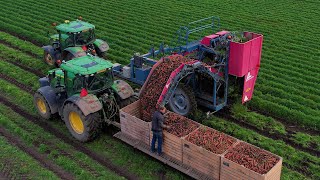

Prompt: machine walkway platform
[114,132,214,180]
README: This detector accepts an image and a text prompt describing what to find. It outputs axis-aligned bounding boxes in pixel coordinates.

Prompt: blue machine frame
[113,16,231,112]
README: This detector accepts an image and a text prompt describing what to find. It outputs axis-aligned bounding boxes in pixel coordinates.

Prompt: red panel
[215,30,229,36]
[200,34,219,46]
[228,32,263,77]
[242,68,259,103]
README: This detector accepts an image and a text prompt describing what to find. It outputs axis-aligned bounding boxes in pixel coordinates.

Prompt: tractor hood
[60,55,113,75]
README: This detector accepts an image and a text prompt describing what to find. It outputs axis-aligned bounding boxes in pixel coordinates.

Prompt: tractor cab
[43,18,109,67]
[47,55,114,97]
[54,20,96,49]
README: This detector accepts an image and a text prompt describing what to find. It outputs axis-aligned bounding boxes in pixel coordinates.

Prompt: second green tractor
[43,18,109,67]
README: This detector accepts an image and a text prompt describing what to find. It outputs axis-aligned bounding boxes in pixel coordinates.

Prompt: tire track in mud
[0,127,75,180]
[0,39,40,59]
[0,59,44,77]
[0,95,139,180]
[4,113,103,178]
[0,73,33,94]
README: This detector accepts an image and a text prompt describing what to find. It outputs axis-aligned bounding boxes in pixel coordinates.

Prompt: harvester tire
[63,103,101,142]
[34,92,52,119]
[44,51,55,66]
[167,84,197,117]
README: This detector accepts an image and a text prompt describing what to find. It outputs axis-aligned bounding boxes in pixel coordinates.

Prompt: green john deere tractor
[34,55,135,142]
[43,18,109,67]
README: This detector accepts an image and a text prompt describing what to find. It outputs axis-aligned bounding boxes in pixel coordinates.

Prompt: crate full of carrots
[220,141,282,180]
[182,126,238,180]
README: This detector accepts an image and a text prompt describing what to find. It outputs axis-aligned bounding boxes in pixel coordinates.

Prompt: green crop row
[231,103,320,151]
[0,60,39,91]
[0,104,123,180]
[0,136,59,180]
[0,44,50,75]
[249,92,320,131]
[0,31,43,58]
[231,103,286,135]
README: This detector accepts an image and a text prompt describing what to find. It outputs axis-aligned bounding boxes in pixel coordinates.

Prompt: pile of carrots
[140,55,192,121]
[224,142,280,174]
[186,127,237,154]
[164,112,199,137]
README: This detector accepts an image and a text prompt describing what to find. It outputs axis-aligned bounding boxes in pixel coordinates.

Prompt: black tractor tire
[63,103,101,142]
[34,92,52,120]
[167,84,197,117]
[44,51,55,66]
[96,49,107,59]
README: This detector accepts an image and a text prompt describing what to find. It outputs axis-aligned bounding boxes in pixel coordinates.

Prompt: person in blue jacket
[151,106,170,155]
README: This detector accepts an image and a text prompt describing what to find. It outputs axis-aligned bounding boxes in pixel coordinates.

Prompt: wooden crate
[220,141,283,180]
[149,114,200,162]
[120,100,151,145]
[182,127,239,180]
[149,130,185,162]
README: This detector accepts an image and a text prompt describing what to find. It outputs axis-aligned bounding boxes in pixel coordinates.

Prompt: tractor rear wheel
[44,51,55,66]
[167,84,197,117]
[34,92,52,119]
[96,49,107,59]
[63,103,101,142]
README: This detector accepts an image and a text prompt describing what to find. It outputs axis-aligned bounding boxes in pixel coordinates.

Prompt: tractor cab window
[72,75,85,93]
[65,33,75,47]
[75,29,95,46]
[85,70,113,92]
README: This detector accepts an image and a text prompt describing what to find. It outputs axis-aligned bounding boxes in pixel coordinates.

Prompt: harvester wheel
[34,92,52,119]
[44,51,55,66]
[63,103,101,142]
[167,84,197,117]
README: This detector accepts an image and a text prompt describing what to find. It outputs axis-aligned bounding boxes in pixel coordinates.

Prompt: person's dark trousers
[151,131,163,154]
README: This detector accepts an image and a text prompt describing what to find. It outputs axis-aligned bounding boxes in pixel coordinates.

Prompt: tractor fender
[63,94,102,116]
[39,77,50,87]
[42,45,59,60]
[112,80,134,100]
[37,86,59,114]
[93,39,109,53]
[62,47,87,59]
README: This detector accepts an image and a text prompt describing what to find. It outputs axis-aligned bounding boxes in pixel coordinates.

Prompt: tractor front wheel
[34,92,52,119]
[44,51,55,66]
[63,103,101,142]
